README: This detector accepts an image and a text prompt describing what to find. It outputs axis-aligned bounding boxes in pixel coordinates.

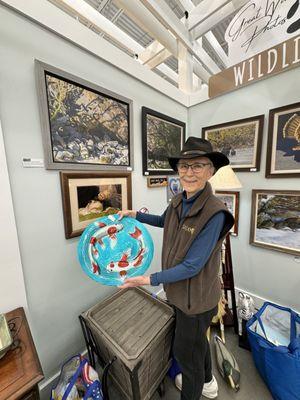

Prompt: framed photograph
[266,102,300,178]
[215,191,239,235]
[35,60,133,170]
[202,115,264,171]
[142,107,185,176]
[167,177,183,202]
[250,189,300,256]
[147,177,168,187]
[60,171,132,239]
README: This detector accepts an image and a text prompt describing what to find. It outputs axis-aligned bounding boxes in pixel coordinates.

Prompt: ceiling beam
[188,0,232,31]
[193,40,220,75]
[177,0,195,13]
[178,41,193,93]
[204,31,229,68]
[145,48,171,69]
[190,0,249,39]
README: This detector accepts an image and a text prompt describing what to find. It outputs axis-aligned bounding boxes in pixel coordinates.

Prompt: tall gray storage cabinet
[82,287,175,400]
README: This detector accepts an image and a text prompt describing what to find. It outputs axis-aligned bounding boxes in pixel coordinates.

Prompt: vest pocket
[187,278,191,309]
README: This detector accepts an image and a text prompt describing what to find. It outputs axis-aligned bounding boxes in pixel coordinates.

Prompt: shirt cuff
[150,273,160,286]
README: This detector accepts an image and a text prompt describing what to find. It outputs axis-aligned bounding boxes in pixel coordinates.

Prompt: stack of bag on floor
[247,302,300,400]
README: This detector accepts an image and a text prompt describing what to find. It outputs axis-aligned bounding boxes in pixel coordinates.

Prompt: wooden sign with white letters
[209,35,300,98]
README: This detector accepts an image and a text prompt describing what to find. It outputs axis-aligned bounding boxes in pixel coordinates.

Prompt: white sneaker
[175,373,182,391]
[174,374,218,399]
[202,376,218,399]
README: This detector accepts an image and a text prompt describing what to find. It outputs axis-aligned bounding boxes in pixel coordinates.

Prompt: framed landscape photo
[266,102,300,178]
[142,107,185,176]
[250,189,300,256]
[202,115,264,171]
[215,191,239,235]
[35,60,133,170]
[60,171,132,239]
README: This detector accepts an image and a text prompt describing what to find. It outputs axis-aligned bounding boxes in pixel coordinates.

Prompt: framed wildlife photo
[35,60,133,170]
[266,102,300,178]
[215,191,239,235]
[60,171,132,238]
[142,107,185,175]
[250,189,300,256]
[202,115,264,171]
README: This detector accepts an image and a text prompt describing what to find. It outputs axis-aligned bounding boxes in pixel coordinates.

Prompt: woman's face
[177,156,214,196]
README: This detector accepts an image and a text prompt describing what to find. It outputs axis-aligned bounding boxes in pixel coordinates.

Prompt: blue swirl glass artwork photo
[77,214,154,286]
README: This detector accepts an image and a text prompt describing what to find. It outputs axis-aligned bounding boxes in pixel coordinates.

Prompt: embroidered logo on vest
[182,224,195,235]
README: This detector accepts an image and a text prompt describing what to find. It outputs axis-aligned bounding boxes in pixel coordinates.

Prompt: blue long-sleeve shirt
[136,190,225,286]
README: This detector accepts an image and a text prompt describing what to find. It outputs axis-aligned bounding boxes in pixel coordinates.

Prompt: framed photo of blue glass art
[142,107,186,176]
[265,102,300,178]
[167,177,183,202]
[202,115,264,172]
[35,60,133,170]
[250,189,300,256]
[60,171,132,239]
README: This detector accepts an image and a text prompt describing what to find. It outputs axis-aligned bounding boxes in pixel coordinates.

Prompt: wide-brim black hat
[168,136,229,172]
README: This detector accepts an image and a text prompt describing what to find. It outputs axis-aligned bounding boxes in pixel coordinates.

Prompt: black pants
[173,305,218,400]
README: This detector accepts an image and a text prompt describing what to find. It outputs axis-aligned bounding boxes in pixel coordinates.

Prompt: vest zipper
[187,278,191,309]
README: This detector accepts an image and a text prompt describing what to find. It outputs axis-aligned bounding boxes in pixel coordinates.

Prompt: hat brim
[168,151,229,172]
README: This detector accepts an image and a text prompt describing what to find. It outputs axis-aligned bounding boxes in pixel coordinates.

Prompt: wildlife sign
[209,0,300,98]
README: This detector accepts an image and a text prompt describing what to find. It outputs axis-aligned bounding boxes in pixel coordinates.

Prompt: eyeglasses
[177,162,213,173]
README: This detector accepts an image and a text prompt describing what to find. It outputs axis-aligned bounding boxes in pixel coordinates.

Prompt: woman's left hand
[118,276,150,289]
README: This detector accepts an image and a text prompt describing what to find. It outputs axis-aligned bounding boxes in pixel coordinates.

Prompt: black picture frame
[202,115,264,172]
[265,101,300,178]
[35,60,133,171]
[142,107,186,176]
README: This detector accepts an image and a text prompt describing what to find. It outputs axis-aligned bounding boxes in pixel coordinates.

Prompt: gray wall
[189,68,300,313]
[0,4,187,380]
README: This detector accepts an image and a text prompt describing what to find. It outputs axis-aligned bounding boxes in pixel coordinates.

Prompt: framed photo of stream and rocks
[35,60,133,170]
[250,189,300,256]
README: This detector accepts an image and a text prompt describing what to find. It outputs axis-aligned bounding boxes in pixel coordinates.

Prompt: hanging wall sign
[225,0,300,65]
[209,34,300,98]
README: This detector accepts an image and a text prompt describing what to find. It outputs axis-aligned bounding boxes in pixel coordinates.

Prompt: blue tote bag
[247,302,300,400]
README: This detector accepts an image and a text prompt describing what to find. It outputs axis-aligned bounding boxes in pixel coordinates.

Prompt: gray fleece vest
[162,183,234,315]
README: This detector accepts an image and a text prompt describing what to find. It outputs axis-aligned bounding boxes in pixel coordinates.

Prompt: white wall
[0,3,187,381]
[0,120,28,312]
[189,68,300,313]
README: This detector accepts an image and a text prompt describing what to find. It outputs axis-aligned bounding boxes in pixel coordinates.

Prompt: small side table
[0,307,44,400]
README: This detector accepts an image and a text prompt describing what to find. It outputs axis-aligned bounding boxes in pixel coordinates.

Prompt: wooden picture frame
[202,115,264,171]
[215,191,240,235]
[35,60,133,170]
[250,189,300,256]
[60,171,132,239]
[147,177,168,187]
[266,101,300,178]
[142,107,186,176]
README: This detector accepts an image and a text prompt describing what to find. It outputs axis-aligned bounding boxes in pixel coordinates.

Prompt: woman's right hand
[117,210,137,220]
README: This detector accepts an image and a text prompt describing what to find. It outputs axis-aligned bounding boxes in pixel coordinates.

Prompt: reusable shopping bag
[247,302,300,400]
[51,354,103,400]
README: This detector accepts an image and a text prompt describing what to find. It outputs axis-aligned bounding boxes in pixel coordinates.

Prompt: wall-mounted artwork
[147,177,168,187]
[266,102,300,178]
[215,191,239,235]
[167,177,182,202]
[142,107,185,176]
[60,172,132,238]
[35,60,133,170]
[250,190,300,256]
[202,115,264,171]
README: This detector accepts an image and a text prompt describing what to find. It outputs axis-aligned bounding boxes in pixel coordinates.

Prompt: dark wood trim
[265,101,300,178]
[202,114,264,172]
[60,171,132,239]
[250,189,300,256]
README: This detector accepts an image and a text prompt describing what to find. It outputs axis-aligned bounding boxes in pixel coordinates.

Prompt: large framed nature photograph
[250,190,300,256]
[35,60,133,170]
[202,115,264,171]
[60,172,132,239]
[266,102,300,178]
[215,191,239,235]
[142,107,185,175]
